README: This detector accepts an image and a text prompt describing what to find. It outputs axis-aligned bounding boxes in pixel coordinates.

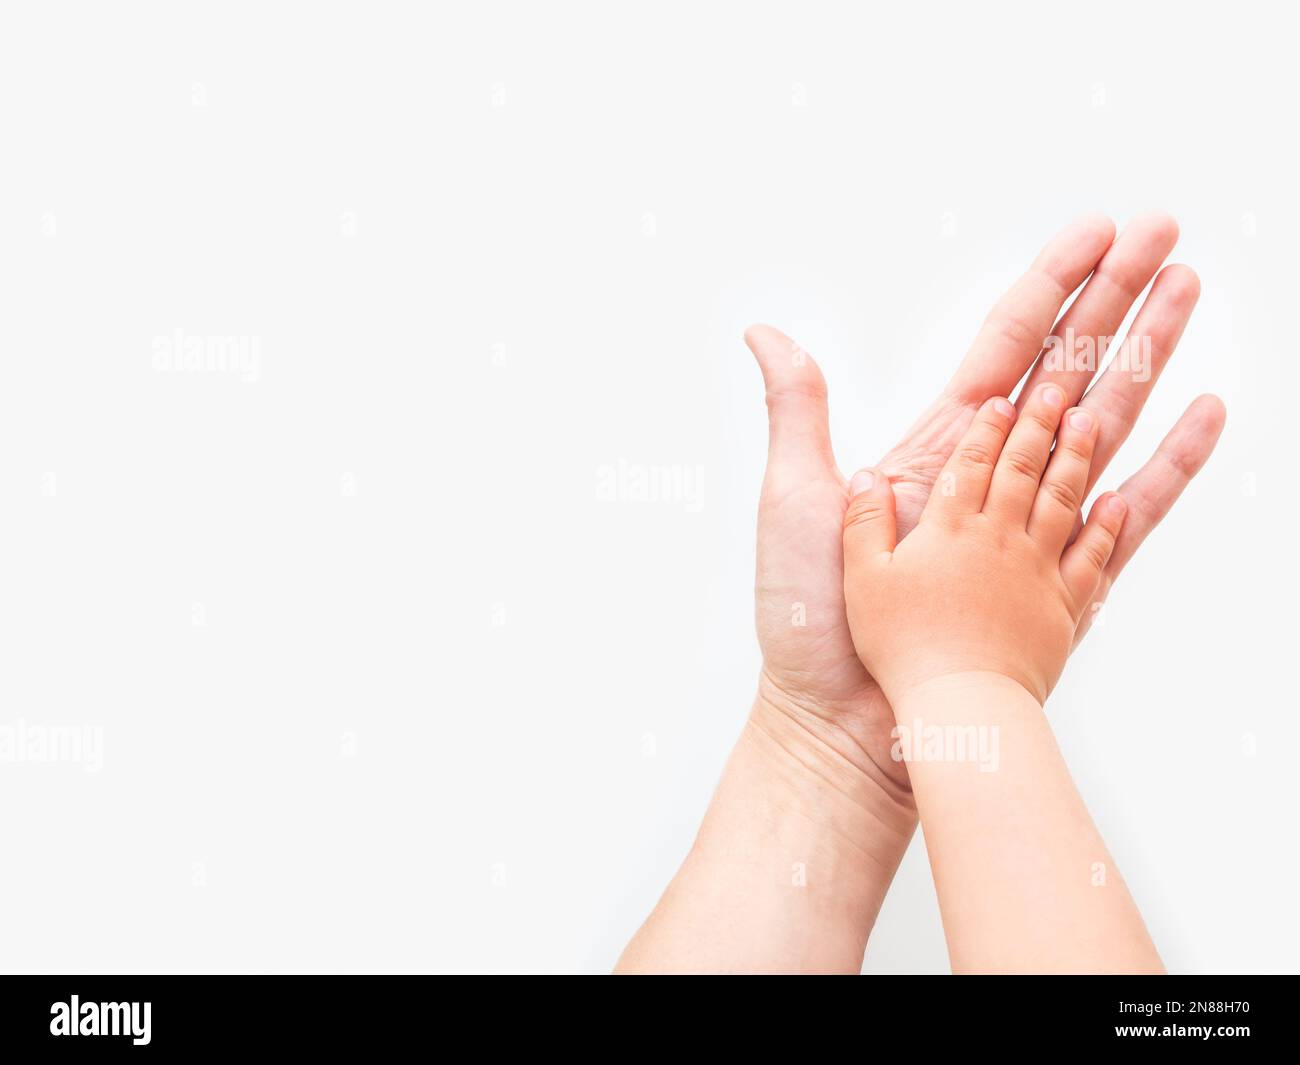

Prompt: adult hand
[747,213,1225,795]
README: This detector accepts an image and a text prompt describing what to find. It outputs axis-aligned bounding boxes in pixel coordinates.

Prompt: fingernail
[850,470,876,495]
[1107,495,1127,516]
[1068,409,1093,431]
[1042,385,1066,408]
[992,397,1015,419]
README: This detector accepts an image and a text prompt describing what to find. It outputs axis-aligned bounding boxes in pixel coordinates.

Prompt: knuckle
[843,502,885,532]
[1059,438,1094,464]
[1000,447,1043,481]
[1030,263,1072,302]
[956,442,995,469]
[1095,263,1144,302]
[1129,490,1163,526]
[1156,444,1201,480]
[988,311,1041,351]
[1083,541,1110,570]
[1026,408,1059,433]
[765,382,828,413]
[1082,529,1116,569]
[1042,477,1081,513]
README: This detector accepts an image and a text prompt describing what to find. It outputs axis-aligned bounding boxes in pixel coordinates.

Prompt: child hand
[841,383,1128,705]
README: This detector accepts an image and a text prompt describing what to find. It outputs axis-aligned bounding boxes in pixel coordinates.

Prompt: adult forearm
[615,685,915,973]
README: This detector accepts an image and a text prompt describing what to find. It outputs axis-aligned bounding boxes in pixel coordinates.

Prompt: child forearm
[893,671,1162,974]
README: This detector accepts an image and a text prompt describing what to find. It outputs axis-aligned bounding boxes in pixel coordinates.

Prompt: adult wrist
[749,672,918,849]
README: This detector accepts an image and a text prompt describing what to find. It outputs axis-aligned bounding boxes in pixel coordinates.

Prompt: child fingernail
[1068,409,1093,431]
[992,397,1015,418]
[850,470,876,495]
[1042,385,1066,408]
[1107,495,1127,516]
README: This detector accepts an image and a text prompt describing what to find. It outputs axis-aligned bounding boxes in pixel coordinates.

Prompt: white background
[1,1,1295,974]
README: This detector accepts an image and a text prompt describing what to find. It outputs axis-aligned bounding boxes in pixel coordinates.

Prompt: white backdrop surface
[0,1,1294,973]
